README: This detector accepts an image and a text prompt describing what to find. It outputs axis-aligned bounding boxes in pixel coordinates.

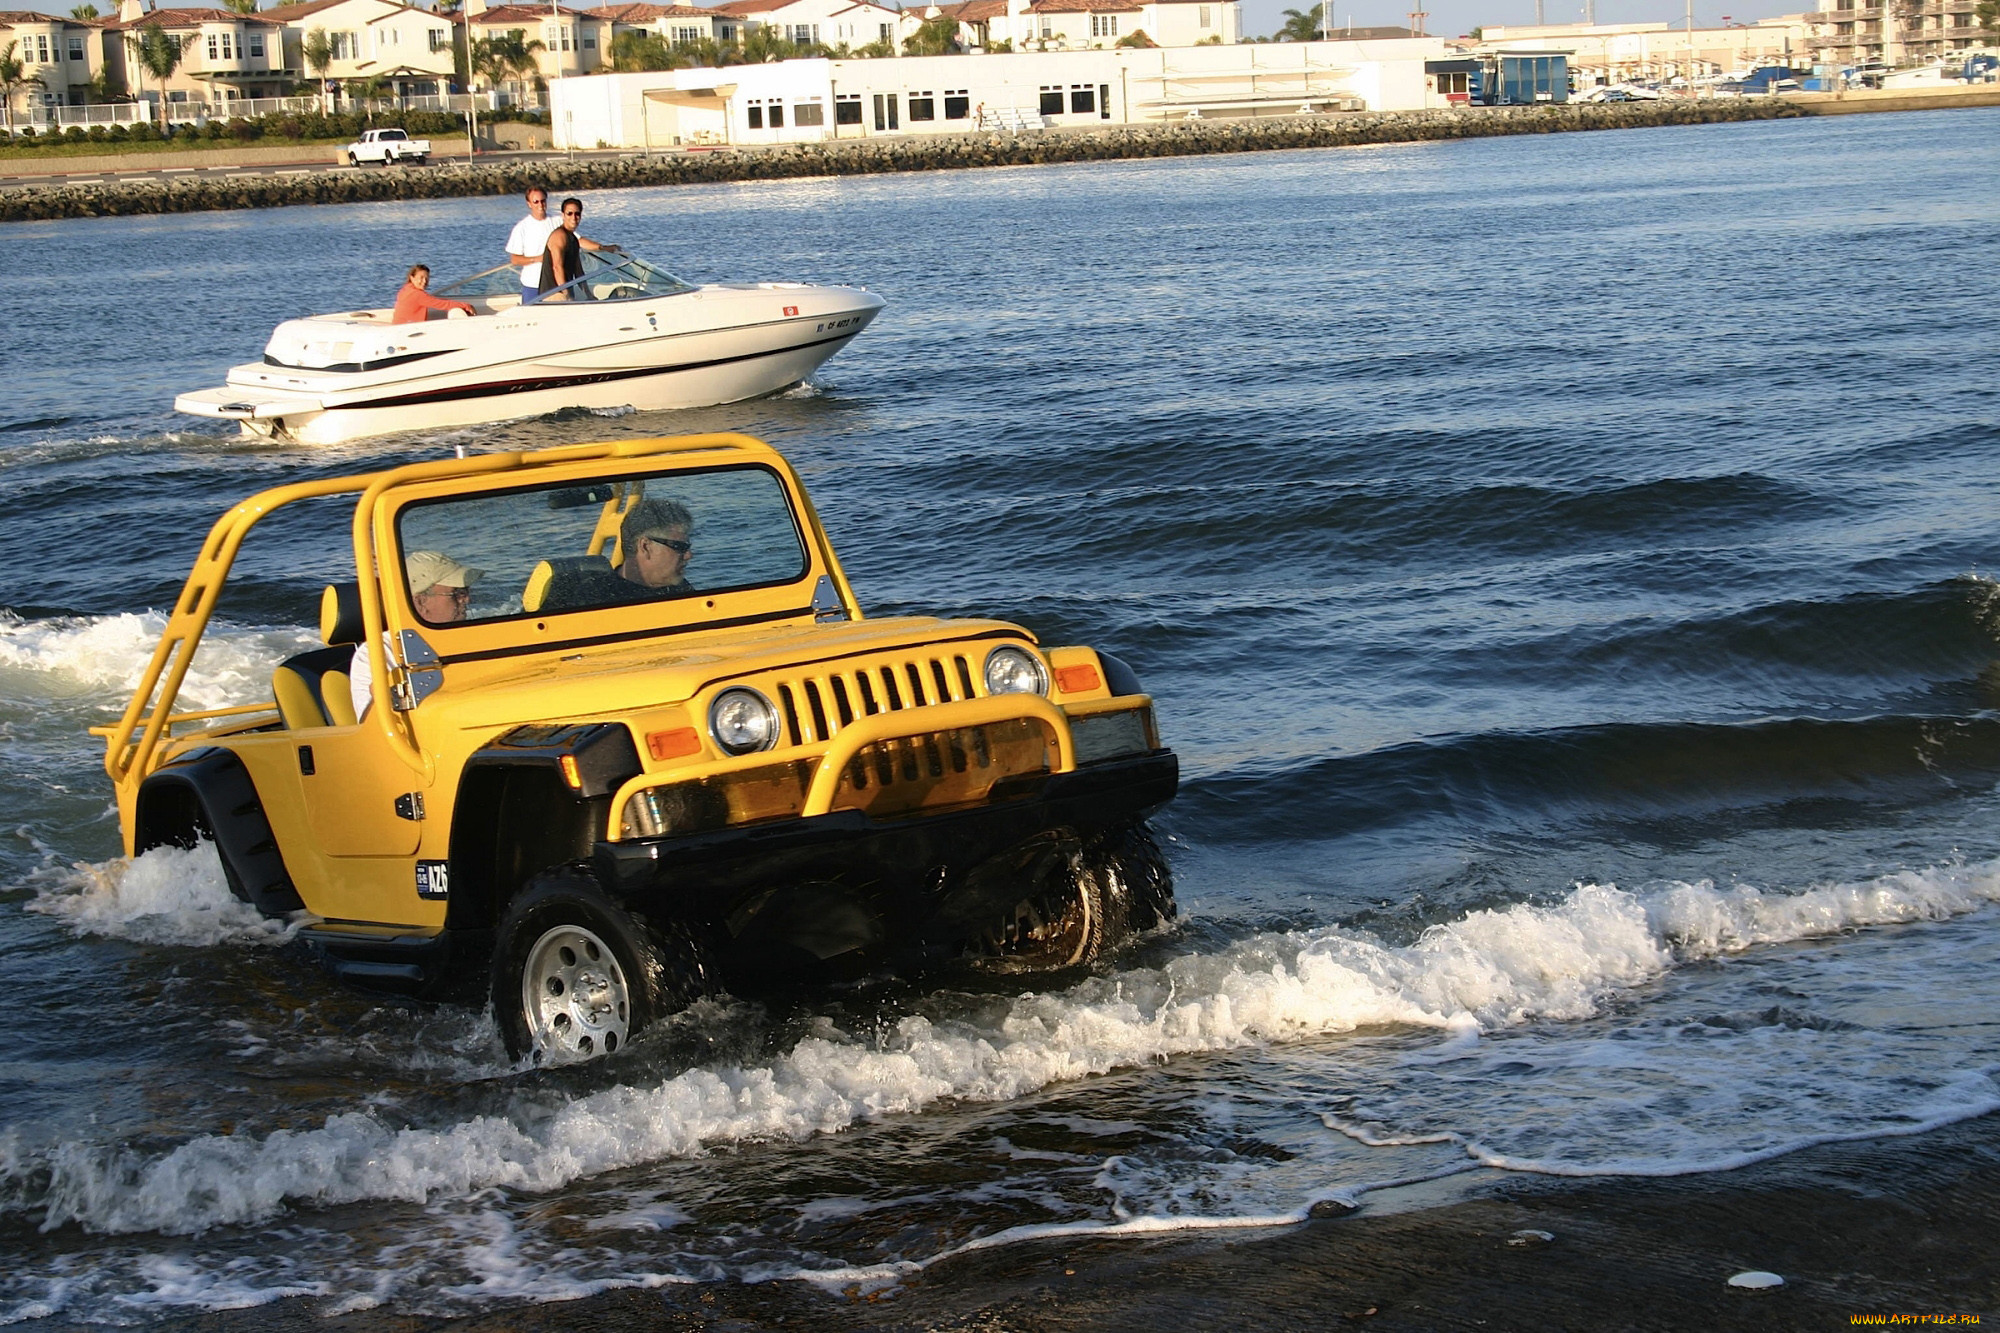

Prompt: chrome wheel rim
[977,875,1097,971]
[521,923,630,1062]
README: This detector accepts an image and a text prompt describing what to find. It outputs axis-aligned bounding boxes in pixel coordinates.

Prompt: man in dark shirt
[536,197,621,301]
[617,497,696,596]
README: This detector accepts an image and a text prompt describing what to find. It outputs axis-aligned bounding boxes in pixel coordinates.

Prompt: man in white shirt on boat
[505,187,562,303]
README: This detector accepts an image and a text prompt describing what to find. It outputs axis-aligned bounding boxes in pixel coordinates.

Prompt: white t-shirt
[506,214,562,288]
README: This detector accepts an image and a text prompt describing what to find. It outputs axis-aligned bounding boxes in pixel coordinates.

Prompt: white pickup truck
[343,128,431,166]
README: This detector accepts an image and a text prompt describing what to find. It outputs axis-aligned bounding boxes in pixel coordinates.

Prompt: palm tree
[69,3,99,18]
[470,30,545,94]
[0,41,47,135]
[303,27,334,111]
[1277,6,1323,40]
[734,26,797,63]
[127,25,185,129]
[902,13,958,55]
[220,0,260,13]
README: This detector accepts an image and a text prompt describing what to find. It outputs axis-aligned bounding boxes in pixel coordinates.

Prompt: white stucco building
[550,37,1443,147]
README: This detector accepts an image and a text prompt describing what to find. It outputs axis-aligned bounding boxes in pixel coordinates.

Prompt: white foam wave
[27,843,299,948]
[0,611,317,713]
[18,858,2000,1238]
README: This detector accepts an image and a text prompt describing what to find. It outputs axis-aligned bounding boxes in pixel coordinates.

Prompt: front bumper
[593,749,1177,960]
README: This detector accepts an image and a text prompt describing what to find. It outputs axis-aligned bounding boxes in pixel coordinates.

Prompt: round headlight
[983,646,1049,697]
[709,687,780,755]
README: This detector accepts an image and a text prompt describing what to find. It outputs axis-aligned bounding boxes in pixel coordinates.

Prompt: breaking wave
[9,856,1998,1239]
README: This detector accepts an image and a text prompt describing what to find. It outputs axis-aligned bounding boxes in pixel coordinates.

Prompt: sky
[14,0,1810,44]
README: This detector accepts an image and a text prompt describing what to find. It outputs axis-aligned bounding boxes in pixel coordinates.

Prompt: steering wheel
[602,285,643,301]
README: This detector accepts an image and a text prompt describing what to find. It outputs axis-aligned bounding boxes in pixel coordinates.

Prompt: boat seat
[273,645,359,730]
[524,554,618,613]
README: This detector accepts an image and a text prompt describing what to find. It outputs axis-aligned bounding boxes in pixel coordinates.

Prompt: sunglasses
[528,196,547,205]
[562,209,582,217]
[420,585,471,602]
[645,535,691,554]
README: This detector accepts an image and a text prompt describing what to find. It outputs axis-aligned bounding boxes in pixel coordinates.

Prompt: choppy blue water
[2,108,1998,1324]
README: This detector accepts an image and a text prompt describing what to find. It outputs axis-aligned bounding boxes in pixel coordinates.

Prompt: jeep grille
[773,653,981,746]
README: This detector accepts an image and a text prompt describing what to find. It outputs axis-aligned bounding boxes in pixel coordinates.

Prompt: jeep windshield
[394,463,808,627]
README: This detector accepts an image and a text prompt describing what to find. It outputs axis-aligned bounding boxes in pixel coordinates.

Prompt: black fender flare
[134,748,303,917]
[447,723,642,933]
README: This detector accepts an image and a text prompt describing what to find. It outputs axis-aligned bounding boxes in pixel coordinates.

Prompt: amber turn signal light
[1054,664,1101,694]
[647,726,702,761]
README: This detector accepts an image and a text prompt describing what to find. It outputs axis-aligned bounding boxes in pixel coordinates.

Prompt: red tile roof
[109,6,282,27]
[471,3,594,21]
[583,2,714,17]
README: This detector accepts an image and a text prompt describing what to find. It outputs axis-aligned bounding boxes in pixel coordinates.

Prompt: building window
[1070,83,1094,112]
[944,88,969,118]
[879,22,892,40]
[428,28,447,51]
[788,23,818,44]
[908,91,935,120]
[207,33,219,59]
[1091,14,1117,36]
[1038,85,1064,115]
[794,99,825,125]
[1199,5,1212,26]
[836,93,862,123]
[249,31,264,56]
[872,91,897,129]
[721,23,734,39]
[1038,17,1052,37]
[35,34,49,61]
[222,31,234,58]
[582,33,595,48]
[69,35,84,60]
[769,101,784,127]
[672,24,702,43]
[747,103,762,128]
[331,31,353,59]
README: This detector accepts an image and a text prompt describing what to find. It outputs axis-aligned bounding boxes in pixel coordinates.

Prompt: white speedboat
[175,253,884,445]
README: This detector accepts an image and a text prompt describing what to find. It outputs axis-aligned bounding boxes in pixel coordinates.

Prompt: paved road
[0,149,672,191]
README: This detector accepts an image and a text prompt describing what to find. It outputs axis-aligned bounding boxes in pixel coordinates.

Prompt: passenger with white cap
[351,550,484,718]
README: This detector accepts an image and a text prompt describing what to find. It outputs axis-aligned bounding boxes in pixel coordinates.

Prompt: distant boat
[175,252,885,445]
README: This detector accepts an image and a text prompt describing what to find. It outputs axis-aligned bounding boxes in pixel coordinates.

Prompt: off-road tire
[491,863,707,1064]
[967,829,1114,973]
[1087,822,1176,933]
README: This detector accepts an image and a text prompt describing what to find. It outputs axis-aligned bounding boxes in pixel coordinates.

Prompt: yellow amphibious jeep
[101,434,1176,1063]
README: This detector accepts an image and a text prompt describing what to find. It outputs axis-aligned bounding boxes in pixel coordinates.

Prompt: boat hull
[175,284,882,446]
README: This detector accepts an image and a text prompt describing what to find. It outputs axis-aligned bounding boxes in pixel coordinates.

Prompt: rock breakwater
[3,100,1802,223]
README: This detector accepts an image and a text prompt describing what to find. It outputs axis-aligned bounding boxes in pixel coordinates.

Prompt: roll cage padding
[447,723,644,930]
[134,747,305,917]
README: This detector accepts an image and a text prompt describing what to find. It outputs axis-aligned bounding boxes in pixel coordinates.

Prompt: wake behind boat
[175,252,884,445]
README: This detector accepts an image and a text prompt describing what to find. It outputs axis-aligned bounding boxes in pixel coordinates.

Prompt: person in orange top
[392,264,475,324]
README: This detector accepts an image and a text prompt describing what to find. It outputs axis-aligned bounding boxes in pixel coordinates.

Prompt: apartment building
[1805,0,1988,66]
[104,2,289,110]
[259,0,457,98]
[705,0,901,51]
[584,2,749,49]
[1,9,108,111]
[463,1,613,81]
[1477,17,1813,83]
[932,0,1239,50]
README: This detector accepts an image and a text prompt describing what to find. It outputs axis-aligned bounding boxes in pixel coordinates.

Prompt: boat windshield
[432,251,697,303]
